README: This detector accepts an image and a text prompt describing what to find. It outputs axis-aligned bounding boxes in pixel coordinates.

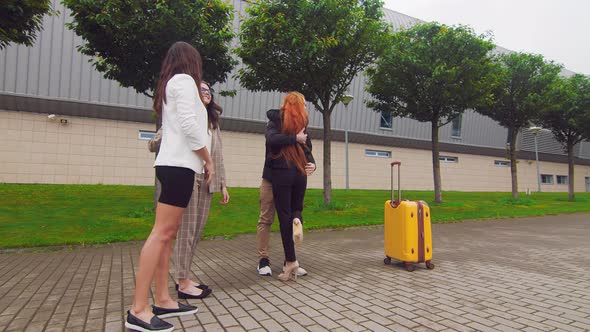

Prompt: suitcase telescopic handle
[391,161,401,203]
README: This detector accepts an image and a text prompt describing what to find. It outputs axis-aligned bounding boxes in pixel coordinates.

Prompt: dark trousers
[271,166,307,262]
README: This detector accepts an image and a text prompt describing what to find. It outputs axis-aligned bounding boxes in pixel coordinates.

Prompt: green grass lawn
[1,183,589,248]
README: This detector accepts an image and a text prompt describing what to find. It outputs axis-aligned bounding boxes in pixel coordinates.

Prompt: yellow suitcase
[384,161,434,272]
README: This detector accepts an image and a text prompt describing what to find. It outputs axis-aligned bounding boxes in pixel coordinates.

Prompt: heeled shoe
[278,261,299,282]
[293,218,303,247]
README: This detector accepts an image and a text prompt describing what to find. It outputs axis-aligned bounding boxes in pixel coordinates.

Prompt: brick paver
[1,214,589,331]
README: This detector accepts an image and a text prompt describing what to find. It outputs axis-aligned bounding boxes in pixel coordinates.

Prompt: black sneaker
[257,258,272,276]
[125,310,173,332]
[152,302,198,319]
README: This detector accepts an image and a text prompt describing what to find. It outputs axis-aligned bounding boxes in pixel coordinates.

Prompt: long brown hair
[153,41,203,116]
[279,92,309,175]
[202,81,223,129]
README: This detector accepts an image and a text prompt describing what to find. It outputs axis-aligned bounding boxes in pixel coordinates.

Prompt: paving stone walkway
[1,214,589,332]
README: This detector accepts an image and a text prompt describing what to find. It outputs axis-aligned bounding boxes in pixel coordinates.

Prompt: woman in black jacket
[266,91,314,281]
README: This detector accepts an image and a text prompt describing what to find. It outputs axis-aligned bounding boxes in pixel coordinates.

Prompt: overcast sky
[382,0,589,75]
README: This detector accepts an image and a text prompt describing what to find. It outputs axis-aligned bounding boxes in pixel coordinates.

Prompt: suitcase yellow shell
[384,162,434,271]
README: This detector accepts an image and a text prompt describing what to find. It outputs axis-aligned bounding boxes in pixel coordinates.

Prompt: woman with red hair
[266,91,315,281]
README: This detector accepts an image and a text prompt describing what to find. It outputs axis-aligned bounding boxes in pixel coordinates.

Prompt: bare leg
[153,239,177,307]
[130,202,184,323]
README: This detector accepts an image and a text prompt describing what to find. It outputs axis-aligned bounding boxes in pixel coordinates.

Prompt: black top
[262,109,315,181]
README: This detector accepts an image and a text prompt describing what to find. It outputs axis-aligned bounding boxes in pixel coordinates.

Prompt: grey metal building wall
[215,4,515,151]
[521,129,570,155]
[521,129,590,161]
[0,0,587,162]
[0,0,152,110]
[579,141,590,159]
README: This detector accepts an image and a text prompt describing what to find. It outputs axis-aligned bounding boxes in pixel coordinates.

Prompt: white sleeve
[168,74,208,151]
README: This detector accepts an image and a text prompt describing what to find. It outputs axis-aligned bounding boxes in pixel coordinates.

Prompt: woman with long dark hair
[266,91,314,282]
[172,81,230,299]
[126,41,214,332]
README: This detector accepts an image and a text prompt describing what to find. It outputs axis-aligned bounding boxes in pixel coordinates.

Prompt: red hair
[280,92,309,175]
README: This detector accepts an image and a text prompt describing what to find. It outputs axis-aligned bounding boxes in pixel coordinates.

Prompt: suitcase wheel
[384,257,391,265]
[425,260,435,270]
[404,262,415,272]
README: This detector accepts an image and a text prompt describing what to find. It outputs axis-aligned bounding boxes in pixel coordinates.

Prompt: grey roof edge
[0,92,154,123]
[2,93,589,166]
[383,7,423,20]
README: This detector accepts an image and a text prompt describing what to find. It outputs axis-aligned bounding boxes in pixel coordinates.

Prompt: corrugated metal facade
[215,3,518,150]
[0,0,587,160]
[521,128,590,159]
[580,142,590,159]
[0,0,152,109]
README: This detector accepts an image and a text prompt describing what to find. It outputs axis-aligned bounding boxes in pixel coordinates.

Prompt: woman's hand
[204,162,215,186]
[305,162,316,176]
[220,186,230,204]
[194,147,214,186]
[296,128,307,144]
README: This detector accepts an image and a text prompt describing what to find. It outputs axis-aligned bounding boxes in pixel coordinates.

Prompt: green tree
[476,52,562,199]
[539,74,590,201]
[235,0,391,204]
[63,0,236,204]
[0,0,57,49]
[62,0,236,96]
[366,22,497,203]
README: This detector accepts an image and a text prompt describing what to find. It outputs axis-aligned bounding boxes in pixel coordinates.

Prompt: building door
[586,177,590,192]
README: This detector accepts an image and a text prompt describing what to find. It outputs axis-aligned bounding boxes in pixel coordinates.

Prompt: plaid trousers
[173,173,212,279]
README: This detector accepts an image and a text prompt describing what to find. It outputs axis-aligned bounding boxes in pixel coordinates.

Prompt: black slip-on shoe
[175,283,208,291]
[125,310,173,332]
[152,302,198,319]
[178,287,212,300]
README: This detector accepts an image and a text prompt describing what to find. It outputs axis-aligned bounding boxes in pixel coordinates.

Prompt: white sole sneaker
[257,265,272,276]
[283,265,308,277]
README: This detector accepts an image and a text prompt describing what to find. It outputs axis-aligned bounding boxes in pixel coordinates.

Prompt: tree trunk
[568,143,575,201]
[509,128,519,199]
[322,110,332,204]
[431,121,442,203]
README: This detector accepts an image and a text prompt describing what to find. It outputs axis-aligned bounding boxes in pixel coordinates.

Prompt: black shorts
[155,166,195,208]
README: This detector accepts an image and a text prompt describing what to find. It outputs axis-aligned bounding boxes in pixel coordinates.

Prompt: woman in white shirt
[126,41,214,332]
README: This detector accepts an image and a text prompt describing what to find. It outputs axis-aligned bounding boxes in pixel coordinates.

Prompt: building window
[365,149,391,158]
[138,130,156,140]
[380,112,392,129]
[451,114,462,137]
[541,174,554,184]
[439,155,458,163]
[494,160,510,167]
[556,175,568,185]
